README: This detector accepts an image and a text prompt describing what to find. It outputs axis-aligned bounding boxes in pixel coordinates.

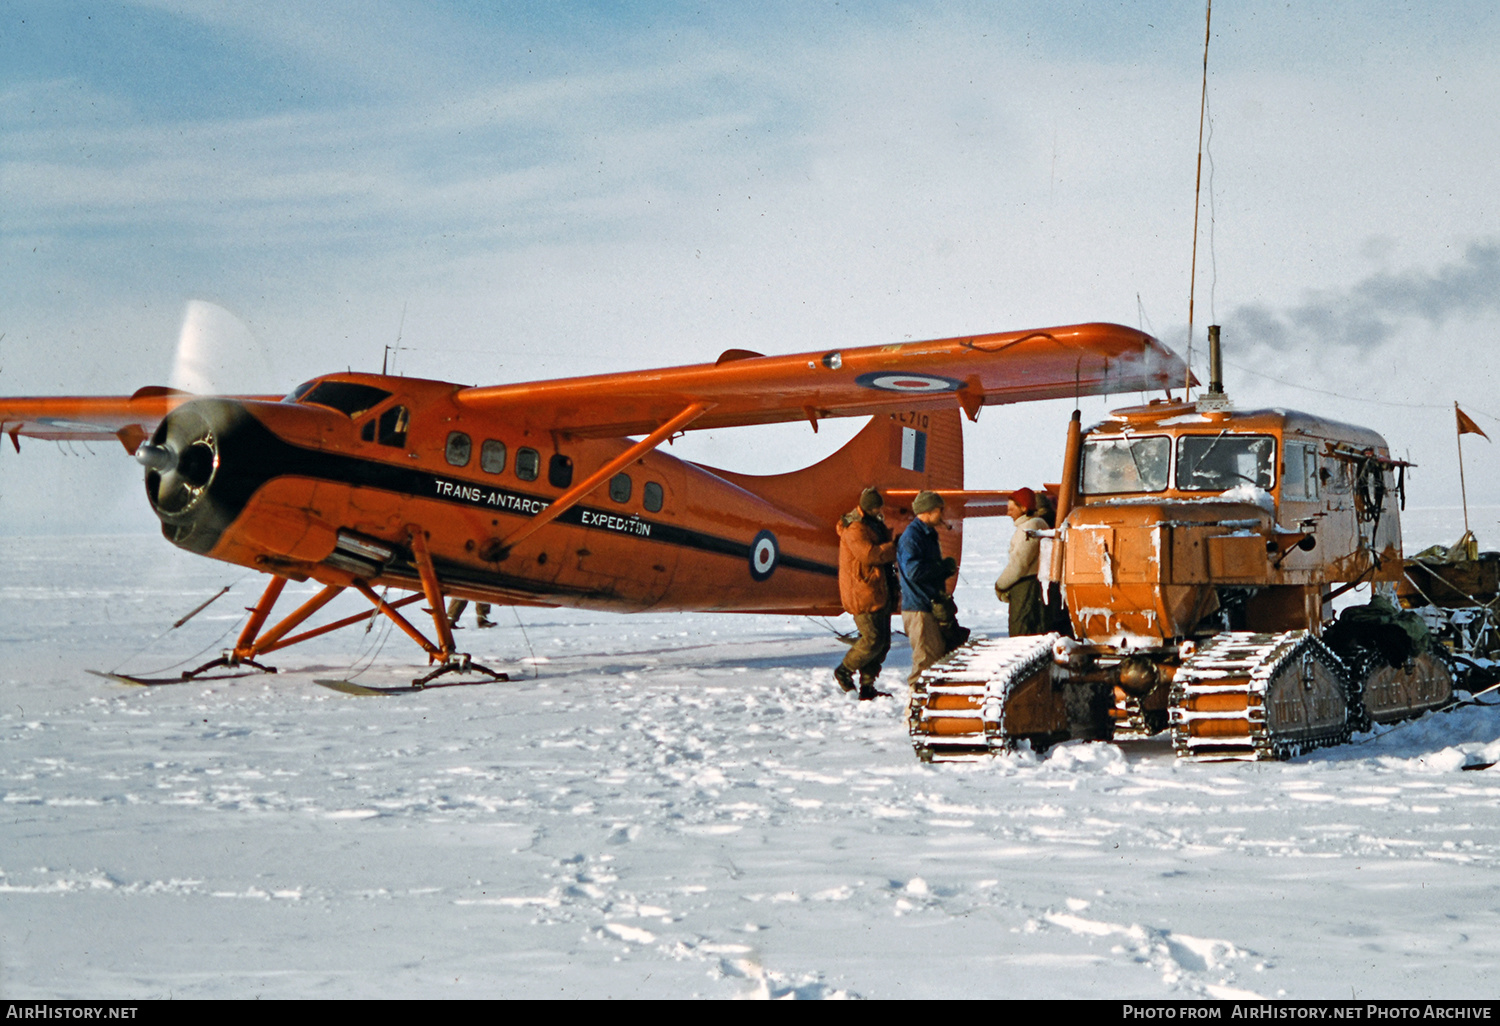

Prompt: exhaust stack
[1197,324,1231,411]
[1207,324,1224,395]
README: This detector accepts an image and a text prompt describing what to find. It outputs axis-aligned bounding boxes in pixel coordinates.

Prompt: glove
[941,556,958,577]
[932,595,970,649]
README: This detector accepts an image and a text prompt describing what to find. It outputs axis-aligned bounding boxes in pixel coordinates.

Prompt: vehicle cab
[1061,399,1405,643]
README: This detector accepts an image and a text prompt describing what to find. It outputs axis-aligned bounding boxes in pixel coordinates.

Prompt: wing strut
[501,401,715,553]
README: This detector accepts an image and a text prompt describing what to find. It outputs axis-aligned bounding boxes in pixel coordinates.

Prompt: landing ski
[315,675,507,696]
[88,669,266,687]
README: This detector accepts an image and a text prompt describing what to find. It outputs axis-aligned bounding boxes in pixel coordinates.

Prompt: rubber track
[907,633,1060,762]
[1169,631,1356,761]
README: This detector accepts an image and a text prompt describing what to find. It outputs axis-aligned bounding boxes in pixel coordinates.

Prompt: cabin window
[643,481,664,513]
[445,432,472,467]
[1176,433,1276,492]
[515,447,540,481]
[1080,436,1171,494]
[300,381,392,417]
[480,440,507,474]
[609,473,632,503]
[361,420,375,442]
[549,454,574,488]
[378,405,409,448]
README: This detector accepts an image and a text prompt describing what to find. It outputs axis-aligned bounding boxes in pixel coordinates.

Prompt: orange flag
[1457,406,1490,441]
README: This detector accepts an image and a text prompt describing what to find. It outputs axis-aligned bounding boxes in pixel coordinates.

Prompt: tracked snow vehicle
[910,327,1453,762]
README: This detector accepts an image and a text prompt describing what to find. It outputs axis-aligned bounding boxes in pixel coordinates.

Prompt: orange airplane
[0,322,1185,686]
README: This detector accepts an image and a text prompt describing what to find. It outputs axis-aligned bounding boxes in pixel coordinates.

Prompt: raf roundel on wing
[854,371,963,394]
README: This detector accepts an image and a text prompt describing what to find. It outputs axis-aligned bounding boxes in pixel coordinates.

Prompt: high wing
[458,322,1188,436]
[0,322,1188,450]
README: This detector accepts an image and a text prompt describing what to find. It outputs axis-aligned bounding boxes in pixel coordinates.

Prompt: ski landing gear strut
[369,526,509,688]
[118,525,509,688]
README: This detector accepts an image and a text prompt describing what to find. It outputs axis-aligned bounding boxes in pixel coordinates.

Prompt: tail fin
[707,407,965,539]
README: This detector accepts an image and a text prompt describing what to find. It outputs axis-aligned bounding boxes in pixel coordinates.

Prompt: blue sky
[4,1,1500,531]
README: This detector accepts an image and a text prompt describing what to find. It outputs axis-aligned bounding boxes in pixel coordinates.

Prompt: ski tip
[87,669,152,687]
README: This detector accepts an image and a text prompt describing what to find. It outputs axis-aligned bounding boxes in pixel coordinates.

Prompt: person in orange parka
[834,487,898,700]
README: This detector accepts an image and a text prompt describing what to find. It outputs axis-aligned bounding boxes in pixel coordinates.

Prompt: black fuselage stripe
[201,407,837,578]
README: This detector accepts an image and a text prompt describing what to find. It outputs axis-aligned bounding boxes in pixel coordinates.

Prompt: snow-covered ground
[3,515,1500,999]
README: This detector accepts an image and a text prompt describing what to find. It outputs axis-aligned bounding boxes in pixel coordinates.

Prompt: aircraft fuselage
[141,372,957,617]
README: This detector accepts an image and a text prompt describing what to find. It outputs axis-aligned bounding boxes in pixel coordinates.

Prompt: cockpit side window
[377,405,409,448]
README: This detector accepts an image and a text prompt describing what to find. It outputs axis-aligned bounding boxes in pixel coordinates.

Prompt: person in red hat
[994,487,1048,637]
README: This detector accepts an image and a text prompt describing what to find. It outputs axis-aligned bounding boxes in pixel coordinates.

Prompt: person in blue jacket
[897,490,960,685]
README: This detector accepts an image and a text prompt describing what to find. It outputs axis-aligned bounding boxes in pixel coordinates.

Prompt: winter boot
[833,665,856,693]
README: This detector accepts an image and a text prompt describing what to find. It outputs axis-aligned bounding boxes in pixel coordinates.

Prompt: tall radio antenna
[383,302,409,376]
[1186,0,1213,395]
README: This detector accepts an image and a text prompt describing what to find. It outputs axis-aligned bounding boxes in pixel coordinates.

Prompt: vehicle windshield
[1176,433,1276,492]
[1080,436,1171,494]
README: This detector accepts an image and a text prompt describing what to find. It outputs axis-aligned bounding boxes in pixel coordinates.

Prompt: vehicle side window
[643,481,664,513]
[445,431,472,467]
[549,454,574,488]
[1296,443,1320,499]
[515,447,540,481]
[361,420,375,442]
[378,405,409,448]
[1284,442,1314,499]
[609,473,632,503]
[480,440,506,474]
[1321,456,1351,495]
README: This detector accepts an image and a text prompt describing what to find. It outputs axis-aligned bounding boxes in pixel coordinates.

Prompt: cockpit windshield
[287,380,392,417]
[1080,436,1171,494]
[1176,433,1276,492]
